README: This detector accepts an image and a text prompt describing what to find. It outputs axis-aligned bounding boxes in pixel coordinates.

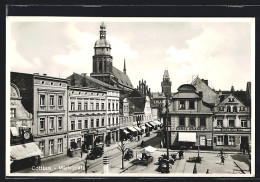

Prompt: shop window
[189,118,195,126]
[229,120,235,127]
[49,140,54,155]
[58,95,63,106]
[71,121,75,131]
[39,141,45,156]
[78,120,82,130]
[58,138,63,153]
[217,136,224,145]
[241,120,247,128]
[217,120,223,127]
[200,136,206,146]
[179,101,185,110]
[179,117,185,126]
[189,100,195,109]
[228,136,235,145]
[200,118,206,128]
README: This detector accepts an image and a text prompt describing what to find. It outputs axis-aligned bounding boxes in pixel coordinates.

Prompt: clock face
[24,132,30,140]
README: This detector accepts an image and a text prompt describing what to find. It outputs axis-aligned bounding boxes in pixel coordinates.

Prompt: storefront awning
[11,143,42,160]
[10,127,19,136]
[123,129,130,134]
[133,126,142,132]
[154,120,162,125]
[178,132,196,142]
[127,126,137,132]
[145,123,153,128]
[149,122,157,127]
[140,126,146,130]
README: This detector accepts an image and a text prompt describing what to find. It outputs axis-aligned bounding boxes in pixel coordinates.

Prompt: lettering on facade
[176,126,201,130]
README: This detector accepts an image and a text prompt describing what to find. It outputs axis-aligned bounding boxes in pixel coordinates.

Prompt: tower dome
[94,22,111,48]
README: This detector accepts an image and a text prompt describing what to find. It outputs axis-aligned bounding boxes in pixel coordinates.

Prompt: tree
[117,141,128,169]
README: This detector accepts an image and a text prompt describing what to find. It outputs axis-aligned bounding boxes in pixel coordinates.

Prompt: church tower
[90,22,113,84]
[161,69,172,96]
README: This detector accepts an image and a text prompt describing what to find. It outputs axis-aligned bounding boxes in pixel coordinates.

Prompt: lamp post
[165,94,170,173]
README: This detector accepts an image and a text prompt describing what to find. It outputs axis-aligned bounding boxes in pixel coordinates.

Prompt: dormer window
[228,98,235,102]
[240,106,245,111]
[219,107,224,111]
[179,101,185,110]
[233,106,237,112]
[227,106,231,112]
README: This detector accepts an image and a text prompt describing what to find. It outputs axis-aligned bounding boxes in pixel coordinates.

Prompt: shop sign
[176,126,201,130]
[214,128,250,132]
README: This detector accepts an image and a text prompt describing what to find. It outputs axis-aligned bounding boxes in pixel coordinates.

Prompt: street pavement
[12,130,252,176]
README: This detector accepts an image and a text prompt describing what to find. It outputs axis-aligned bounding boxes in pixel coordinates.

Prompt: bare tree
[117,141,128,169]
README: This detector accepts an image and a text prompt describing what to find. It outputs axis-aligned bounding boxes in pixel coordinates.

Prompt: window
[116,103,118,110]
[112,118,115,125]
[112,103,115,110]
[91,119,94,128]
[189,100,195,109]
[229,98,235,102]
[50,95,54,106]
[101,103,105,110]
[84,120,88,128]
[84,102,88,110]
[227,106,231,112]
[71,121,75,131]
[77,138,81,149]
[71,102,75,111]
[40,95,45,106]
[179,101,185,109]
[78,120,82,130]
[70,139,75,148]
[39,141,45,156]
[49,117,54,129]
[58,117,62,128]
[96,119,99,127]
[219,107,224,111]
[58,138,63,153]
[116,117,118,125]
[108,103,111,110]
[58,96,63,106]
[189,118,195,126]
[229,120,235,127]
[90,103,94,110]
[233,106,237,112]
[49,140,54,155]
[240,106,245,111]
[10,108,16,118]
[229,136,235,145]
[78,102,82,111]
[179,117,185,126]
[108,118,111,126]
[102,118,105,126]
[200,118,206,128]
[217,136,224,145]
[217,120,223,127]
[200,136,206,146]
[241,120,247,128]
[40,118,45,129]
[96,103,99,110]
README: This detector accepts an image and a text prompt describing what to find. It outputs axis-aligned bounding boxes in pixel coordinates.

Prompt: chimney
[43,73,47,76]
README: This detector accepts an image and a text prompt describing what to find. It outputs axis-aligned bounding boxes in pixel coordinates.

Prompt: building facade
[212,93,251,151]
[166,84,214,150]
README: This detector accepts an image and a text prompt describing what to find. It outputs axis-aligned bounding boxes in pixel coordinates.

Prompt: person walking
[206,169,209,174]
[220,155,225,165]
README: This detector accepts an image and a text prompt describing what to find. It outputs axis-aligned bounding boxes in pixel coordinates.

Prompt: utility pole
[165,93,170,173]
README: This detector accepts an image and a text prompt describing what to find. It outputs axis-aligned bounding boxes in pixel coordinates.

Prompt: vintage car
[87,143,104,160]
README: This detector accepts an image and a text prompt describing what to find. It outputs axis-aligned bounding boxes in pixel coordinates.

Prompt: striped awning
[133,126,142,132]
[154,120,162,125]
[148,122,157,127]
[145,123,153,127]
[127,126,137,132]
[123,129,130,134]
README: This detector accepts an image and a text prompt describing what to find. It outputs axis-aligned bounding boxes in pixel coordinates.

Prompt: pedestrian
[160,140,163,148]
[206,169,209,174]
[220,148,224,156]
[220,155,225,165]
[141,140,145,148]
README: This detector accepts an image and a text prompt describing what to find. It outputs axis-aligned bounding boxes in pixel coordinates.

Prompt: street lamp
[165,93,170,173]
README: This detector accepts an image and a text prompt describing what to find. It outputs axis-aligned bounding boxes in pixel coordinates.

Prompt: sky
[6,17,254,93]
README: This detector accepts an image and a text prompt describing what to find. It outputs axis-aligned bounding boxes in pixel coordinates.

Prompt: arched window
[227,106,231,112]
[233,106,237,112]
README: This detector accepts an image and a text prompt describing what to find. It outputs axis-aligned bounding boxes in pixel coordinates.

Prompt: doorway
[241,136,249,151]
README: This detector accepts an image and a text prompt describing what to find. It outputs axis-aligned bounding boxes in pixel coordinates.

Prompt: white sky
[6,17,254,92]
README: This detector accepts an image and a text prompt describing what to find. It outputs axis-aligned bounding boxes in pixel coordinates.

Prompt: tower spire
[123,58,126,74]
[100,22,106,39]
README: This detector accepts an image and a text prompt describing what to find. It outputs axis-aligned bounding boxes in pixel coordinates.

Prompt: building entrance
[240,136,249,152]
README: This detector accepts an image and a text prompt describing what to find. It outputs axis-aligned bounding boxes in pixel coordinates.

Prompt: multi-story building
[11,72,69,159]
[212,93,251,151]
[166,84,214,150]
[68,86,107,150]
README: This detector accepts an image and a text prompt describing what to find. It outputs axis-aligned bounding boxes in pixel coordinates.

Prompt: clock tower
[161,69,172,96]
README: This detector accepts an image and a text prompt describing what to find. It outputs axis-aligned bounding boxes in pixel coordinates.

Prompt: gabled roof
[217,90,248,106]
[216,92,247,107]
[112,66,133,88]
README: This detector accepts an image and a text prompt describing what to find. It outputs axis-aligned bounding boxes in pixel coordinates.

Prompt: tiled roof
[112,66,133,88]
